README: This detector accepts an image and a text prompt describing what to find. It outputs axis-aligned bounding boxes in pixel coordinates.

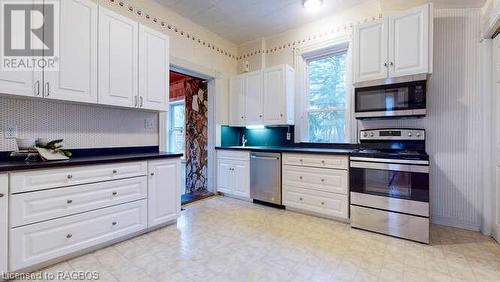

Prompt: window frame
[168,99,185,154]
[302,43,350,144]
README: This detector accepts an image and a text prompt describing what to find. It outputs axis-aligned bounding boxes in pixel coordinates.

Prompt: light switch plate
[286,132,291,140]
[4,126,17,139]
[144,118,154,130]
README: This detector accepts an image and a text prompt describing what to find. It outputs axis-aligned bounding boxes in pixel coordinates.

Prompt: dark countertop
[0,151,183,172]
[216,146,354,155]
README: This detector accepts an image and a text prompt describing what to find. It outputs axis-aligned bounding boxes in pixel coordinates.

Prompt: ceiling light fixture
[303,0,323,13]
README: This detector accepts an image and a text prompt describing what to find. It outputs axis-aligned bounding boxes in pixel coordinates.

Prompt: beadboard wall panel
[360,9,483,230]
[0,97,159,151]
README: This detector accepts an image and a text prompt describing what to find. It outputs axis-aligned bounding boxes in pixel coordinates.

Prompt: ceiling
[155,0,487,45]
[154,0,367,44]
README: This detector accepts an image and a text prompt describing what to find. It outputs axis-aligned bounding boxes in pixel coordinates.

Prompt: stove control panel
[360,129,425,141]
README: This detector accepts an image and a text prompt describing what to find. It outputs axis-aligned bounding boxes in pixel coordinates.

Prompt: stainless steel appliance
[349,129,430,243]
[250,152,282,205]
[355,80,427,119]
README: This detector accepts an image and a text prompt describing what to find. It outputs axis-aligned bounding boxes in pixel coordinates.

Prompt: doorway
[168,71,214,205]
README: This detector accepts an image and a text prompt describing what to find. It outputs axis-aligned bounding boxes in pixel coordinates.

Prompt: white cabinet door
[245,70,263,125]
[353,19,388,83]
[0,71,37,98]
[139,24,169,111]
[98,6,138,108]
[263,66,286,125]
[229,75,246,126]
[0,175,7,274]
[388,4,430,78]
[148,159,181,228]
[217,159,233,194]
[44,0,97,103]
[231,161,250,198]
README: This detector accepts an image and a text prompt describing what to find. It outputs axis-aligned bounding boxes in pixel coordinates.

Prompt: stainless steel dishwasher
[250,152,282,205]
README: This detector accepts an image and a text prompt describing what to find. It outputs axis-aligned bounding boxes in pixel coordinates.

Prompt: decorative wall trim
[237,14,382,60]
[106,0,238,60]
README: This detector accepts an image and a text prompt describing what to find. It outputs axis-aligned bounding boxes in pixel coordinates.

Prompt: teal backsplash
[221,126,294,147]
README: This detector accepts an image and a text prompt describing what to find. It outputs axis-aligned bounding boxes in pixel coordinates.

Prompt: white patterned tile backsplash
[0,97,159,151]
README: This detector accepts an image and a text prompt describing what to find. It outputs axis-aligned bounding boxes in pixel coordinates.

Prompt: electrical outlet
[286,132,291,140]
[144,118,154,130]
[4,126,17,139]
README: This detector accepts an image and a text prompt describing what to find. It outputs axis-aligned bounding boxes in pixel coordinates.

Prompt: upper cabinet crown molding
[229,64,294,127]
[353,3,433,84]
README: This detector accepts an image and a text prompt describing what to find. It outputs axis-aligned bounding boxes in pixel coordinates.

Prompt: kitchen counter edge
[215,146,353,155]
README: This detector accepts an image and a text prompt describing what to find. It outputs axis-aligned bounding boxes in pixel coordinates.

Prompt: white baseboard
[431,216,480,231]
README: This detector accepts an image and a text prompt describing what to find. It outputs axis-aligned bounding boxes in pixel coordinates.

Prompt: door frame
[160,56,217,193]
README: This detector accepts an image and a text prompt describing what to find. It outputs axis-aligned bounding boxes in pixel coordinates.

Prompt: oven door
[349,160,429,202]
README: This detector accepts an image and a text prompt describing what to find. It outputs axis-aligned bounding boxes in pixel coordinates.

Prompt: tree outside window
[306,50,348,143]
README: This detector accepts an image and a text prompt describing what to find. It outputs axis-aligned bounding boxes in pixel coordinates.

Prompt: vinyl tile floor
[24,196,500,282]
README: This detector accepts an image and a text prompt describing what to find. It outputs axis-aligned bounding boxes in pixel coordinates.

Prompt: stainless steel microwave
[354,80,427,119]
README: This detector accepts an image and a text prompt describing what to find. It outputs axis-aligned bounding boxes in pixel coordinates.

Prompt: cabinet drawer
[283,166,348,195]
[217,150,250,161]
[10,200,147,271]
[283,186,348,219]
[283,153,348,170]
[10,162,147,193]
[10,177,147,228]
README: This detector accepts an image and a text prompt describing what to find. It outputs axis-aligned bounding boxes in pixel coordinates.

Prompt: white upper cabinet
[229,75,246,126]
[353,3,433,84]
[263,65,294,125]
[229,64,294,126]
[245,70,264,125]
[353,20,388,83]
[98,6,138,108]
[44,0,98,103]
[139,25,169,111]
[388,5,430,77]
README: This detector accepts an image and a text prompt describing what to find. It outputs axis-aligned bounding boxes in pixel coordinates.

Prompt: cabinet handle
[35,80,40,96]
[67,174,73,179]
[384,62,388,67]
[67,200,73,204]
[45,82,50,97]
[140,96,143,107]
[112,192,118,196]
[134,96,138,107]
[390,62,394,66]
[66,234,73,239]
[150,172,155,176]
[280,113,283,117]
[112,221,117,226]
[0,193,4,198]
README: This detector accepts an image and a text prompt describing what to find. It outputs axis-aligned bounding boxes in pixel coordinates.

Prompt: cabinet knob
[321,160,325,164]
[113,170,117,174]
[0,193,4,198]
[150,172,155,176]
[321,202,325,205]
[112,222,118,226]
[112,192,118,196]
[66,234,73,239]
[259,114,263,118]
[299,159,303,162]
[280,113,283,117]
[299,176,303,180]
[321,179,325,182]
[241,116,244,119]
[67,174,73,179]
[384,62,388,67]
[67,200,73,204]
[299,197,303,201]
[390,62,394,66]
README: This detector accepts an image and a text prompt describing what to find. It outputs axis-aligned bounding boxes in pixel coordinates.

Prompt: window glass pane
[172,104,185,129]
[307,51,347,110]
[308,111,346,143]
[169,102,185,153]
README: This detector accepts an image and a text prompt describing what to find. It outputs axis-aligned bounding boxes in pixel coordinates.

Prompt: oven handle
[350,161,429,173]
[350,157,429,165]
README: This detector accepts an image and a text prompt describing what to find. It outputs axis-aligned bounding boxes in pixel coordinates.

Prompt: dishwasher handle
[250,155,280,160]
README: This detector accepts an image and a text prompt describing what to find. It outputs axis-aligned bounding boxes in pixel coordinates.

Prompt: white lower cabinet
[0,175,7,275]
[6,158,181,272]
[216,151,250,199]
[10,200,148,271]
[282,153,349,220]
[148,159,181,228]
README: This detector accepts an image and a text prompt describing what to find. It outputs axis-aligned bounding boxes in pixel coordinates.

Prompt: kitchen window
[305,47,349,143]
[169,100,185,154]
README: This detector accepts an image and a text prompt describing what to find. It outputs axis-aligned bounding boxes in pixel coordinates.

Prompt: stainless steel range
[349,129,430,244]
